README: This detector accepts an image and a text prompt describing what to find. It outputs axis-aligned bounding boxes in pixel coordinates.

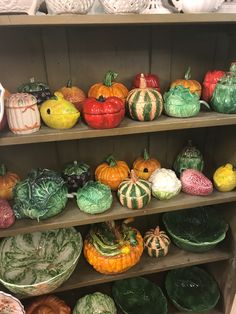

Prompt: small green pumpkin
[144,226,171,258]
[117,170,151,209]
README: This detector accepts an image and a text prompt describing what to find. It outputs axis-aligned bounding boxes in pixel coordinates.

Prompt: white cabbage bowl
[0,228,82,296]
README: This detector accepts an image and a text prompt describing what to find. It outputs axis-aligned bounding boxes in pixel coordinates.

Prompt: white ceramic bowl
[0,0,42,15]
[45,0,95,14]
[171,0,225,13]
[0,291,25,314]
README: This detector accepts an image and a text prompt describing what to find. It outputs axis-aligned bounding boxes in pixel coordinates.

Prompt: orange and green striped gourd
[144,226,171,258]
[117,170,151,209]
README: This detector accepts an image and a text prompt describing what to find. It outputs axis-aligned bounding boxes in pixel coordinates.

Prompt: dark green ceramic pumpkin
[173,140,204,176]
[62,161,91,193]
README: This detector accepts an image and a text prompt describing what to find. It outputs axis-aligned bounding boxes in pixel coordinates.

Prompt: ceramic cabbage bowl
[165,267,220,312]
[163,207,228,252]
[0,227,82,296]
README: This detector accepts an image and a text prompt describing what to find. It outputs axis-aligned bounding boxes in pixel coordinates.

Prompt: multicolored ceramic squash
[133,149,161,180]
[26,295,71,314]
[213,163,236,192]
[202,69,225,102]
[58,79,86,111]
[173,140,204,176]
[149,168,182,200]
[0,198,15,229]
[0,164,20,200]
[117,170,151,209]
[127,74,163,121]
[40,92,80,129]
[62,161,91,193]
[73,292,116,314]
[95,155,130,191]
[144,226,171,258]
[13,168,68,221]
[76,181,113,214]
[211,62,236,113]
[6,93,41,134]
[18,77,52,105]
[88,71,129,102]
[133,73,161,92]
[171,67,202,97]
[181,169,213,196]
[84,219,144,274]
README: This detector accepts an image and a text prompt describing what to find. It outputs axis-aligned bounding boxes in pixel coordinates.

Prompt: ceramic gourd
[181,169,213,196]
[144,226,171,258]
[58,80,86,111]
[213,163,236,192]
[133,149,161,180]
[171,0,224,13]
[26,295,71,314]
[6,93,41,134]
[202,70,225,102]
[0,164,20,200]
[0,198,15,229]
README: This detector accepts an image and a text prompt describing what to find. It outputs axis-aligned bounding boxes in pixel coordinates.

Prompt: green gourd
[173,140,204,177]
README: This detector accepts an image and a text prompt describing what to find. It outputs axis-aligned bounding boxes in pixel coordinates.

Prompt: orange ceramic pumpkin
[58,80,86,111]
[171,67,202,97]
[26,295,71,314]
[95,155,130,191]
[84,219,143,274]
[88,71,129,101]
[133,149,161,180]
[0,164,20,200]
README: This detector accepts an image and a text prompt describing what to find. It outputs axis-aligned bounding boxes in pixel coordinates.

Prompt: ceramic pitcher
[0,83,5,126]
[171,0,224,13]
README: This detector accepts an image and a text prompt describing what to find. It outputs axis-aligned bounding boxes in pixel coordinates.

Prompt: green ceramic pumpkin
[173,140,204,176]
[73,292,117,314]
[76,181,113,214]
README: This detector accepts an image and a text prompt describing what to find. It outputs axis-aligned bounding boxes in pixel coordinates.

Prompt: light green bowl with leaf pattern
[0,228,82,296]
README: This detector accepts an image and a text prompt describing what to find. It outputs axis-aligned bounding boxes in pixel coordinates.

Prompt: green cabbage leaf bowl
[165,266,220,312]
[112,277,168,314]
[163,207,228,252]
[0,227,82,296]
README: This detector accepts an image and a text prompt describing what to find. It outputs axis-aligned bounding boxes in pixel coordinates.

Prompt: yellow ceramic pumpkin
[213,163,236,192]
[40,92,80,129]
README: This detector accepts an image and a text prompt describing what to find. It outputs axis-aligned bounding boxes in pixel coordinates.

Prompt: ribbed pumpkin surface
[144,227,171,258]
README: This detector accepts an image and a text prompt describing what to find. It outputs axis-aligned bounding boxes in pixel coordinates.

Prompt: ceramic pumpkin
[88,71,129,101]
[133,73,161,92]
[95,155,130,191]
[0,198,15,229]
[171,67,202,97]
[202,70,225,102]
[144,226,171,258]
[84,219,144,274]
[0,164,20,200]
[133,149,161,180]
[127,74,163,121]
[117,170,151,209]
[58,80,86,111]
[213,163,236,192]
[26,295,71,314]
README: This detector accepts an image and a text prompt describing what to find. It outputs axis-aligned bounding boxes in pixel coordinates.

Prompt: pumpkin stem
[97,95,106,102]
[0,164,6,176]
[67,79,72,88]
[103,71,118,87]
[184,67,192,80]
[130,169,139,183]
[139,74,147,89]
[105,155,117,167]
[143,149,150,161]
[30,77,35,83]
[154,226,160,236]
[187,139,193,147]
[230,62,236,73]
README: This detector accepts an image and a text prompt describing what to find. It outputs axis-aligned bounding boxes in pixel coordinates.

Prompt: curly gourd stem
[103,71,118,87]
[0,164,6,176]
[184,67,192,80]
[144,148,150,161]
[154,226,160,236]
[139,73,147,89]
[105,154,117,167]
[67,79,72,88]
[130,169,139,183]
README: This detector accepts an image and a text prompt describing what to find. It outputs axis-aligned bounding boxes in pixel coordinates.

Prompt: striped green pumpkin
[117,170,151,209]
[144,226,171,258]
[127,74,163,121]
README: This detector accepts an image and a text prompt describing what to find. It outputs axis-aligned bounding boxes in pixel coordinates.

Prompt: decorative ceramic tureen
[171,0,224,13]
[0,0,43,15]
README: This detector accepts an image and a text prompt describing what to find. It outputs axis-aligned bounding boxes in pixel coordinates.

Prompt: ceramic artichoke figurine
[164,85,209,118]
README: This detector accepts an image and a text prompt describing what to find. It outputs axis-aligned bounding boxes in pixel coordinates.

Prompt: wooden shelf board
[1,112,236,146]
[1,190,236,238]
[0,13,236,27]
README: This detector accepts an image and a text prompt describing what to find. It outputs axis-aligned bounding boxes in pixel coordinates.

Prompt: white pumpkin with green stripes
[127,74,163,121]
[73,292,117,314]
[144,226,171,258]
[117,170,151,209]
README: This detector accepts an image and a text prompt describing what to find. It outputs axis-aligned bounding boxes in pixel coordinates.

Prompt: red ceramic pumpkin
[133,73,161,92]
[202,70,225,102]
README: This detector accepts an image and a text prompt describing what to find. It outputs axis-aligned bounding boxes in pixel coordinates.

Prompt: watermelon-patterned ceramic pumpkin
[133,149,161,180]
[144,226,171,258]
[117,170,151,209]
[73,292,116,314]
[127,74,163,121]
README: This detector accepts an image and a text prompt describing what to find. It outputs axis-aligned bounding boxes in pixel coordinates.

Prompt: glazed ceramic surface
[99,0,148,14]
[0,227,82,296]
[141,0,173,13]
[0,0,42,15]
[172,0,224,13]
[163,207,228,252]
[45,0,95,14]
[165,267,220,312]
[0,84,5,126]
[0,291,25,314]
[112,277,168,314]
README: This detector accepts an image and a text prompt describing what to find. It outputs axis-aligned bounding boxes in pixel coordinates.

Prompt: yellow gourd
[213,163,236,192]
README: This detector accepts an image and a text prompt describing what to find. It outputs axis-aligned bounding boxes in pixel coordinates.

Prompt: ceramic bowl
[163,207,228,252]
[0,291,25,313]
[165,266,220,312]
[0,227,82,296]
[171,0,224,13]
[112,277,168,314]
